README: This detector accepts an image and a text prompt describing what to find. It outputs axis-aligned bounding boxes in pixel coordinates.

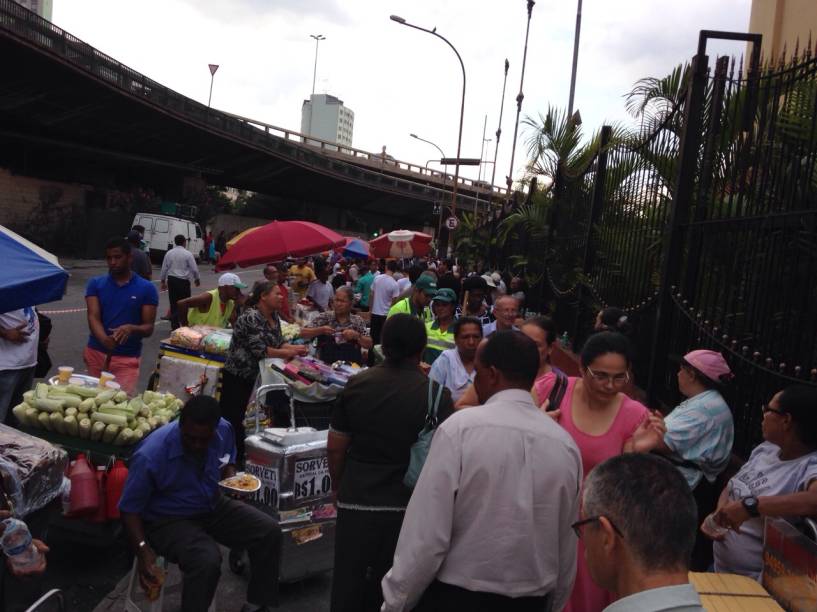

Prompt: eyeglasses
[585,367,630,386]
[761,404,786,416]
[571,516,624,539]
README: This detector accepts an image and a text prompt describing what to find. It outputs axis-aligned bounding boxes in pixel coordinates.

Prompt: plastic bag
[0,424,68,517]
[202,329,233,356]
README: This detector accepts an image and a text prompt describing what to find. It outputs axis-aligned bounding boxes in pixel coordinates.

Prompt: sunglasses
[571,515,624,539]
[585,367,630,386]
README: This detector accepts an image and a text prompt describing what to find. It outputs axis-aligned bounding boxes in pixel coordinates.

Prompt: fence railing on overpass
[0,0,505,211]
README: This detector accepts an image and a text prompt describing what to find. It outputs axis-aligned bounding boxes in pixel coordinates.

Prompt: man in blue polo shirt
[119,396,280,612]
[84,237,158,394]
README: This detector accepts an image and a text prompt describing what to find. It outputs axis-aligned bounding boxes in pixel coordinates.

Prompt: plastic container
[98,371,115,388]
[57,366,74,384]
[89,466,108,523]
[68,453,99,516]
[0,518,43,573]
[104,381,121,391]
[105,459,129,519]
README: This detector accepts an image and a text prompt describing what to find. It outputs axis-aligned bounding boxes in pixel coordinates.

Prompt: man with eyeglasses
[381,331,582,611]
[577,453,705,612]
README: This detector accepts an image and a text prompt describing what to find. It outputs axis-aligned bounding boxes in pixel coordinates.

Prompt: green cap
[432,288,457,303]
[414,274,438,296]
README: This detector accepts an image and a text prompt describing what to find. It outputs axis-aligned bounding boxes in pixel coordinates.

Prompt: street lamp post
[411,133,448,254]
[307,34,326,143]
[207,63,219,107]
[490,59,510,214]
[391,15,466,256]
[567,0,583,118]
[505,1,535,208]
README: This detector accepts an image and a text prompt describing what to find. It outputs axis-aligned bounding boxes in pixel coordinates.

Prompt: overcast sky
[52,0,752,186]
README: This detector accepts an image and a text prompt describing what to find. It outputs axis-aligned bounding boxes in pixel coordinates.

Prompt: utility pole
[307,34,326,142]
[207,64,219,107]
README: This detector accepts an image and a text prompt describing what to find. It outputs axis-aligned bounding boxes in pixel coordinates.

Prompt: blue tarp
[342,239,369,259]
[0,226,69,313]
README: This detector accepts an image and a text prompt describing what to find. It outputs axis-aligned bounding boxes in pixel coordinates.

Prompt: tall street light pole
[391,15,466,256]
[207,64,219,107]
[490,59,510,209]
[567,0,583,118]
[411,133,448,255]
[505,1,535,209]
[307,34,326,143]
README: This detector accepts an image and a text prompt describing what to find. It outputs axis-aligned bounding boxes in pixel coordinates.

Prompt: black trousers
[415,580,552,612]
[145,495,281,611]
[331,508,405,612]
[219,369,255,468]
[167,276,191,330]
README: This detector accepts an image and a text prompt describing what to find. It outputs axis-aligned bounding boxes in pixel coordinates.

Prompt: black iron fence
[544,32,817,456]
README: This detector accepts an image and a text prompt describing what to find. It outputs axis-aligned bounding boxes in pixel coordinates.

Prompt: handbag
[403,379,445,488]
[546,368,568,411]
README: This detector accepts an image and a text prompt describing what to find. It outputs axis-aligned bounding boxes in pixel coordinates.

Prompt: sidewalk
[92,546,331,611]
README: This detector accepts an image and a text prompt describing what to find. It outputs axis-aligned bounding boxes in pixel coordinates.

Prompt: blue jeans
[0,366,34,424]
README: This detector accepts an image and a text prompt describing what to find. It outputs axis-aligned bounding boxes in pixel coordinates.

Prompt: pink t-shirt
[538,376,648,474]
[539,376,649,612]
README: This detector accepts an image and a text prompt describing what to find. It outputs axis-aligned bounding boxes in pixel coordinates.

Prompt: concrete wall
[0,167,90,253]
[749,0,817,61]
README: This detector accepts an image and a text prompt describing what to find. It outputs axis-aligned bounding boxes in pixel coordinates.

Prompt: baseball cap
[491,272,502,283]
[126,230,142,242]
[682,350,734,384]
[218,272,248,290]
[414,275,438,296]
[432,288,457,304]
[481,274,497,288]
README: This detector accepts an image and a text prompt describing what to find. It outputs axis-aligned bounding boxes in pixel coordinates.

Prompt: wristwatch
[742,496,760,517]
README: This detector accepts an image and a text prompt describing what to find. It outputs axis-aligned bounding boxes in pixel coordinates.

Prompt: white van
[132,213,205,263]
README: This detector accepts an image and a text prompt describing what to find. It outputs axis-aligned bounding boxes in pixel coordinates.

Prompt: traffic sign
[445,216,459,230]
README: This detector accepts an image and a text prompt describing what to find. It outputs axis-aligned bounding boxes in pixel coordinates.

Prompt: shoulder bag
[403,380,445,488]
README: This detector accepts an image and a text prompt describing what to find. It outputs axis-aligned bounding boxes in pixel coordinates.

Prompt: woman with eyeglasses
[703,385,817,580]
[537,331,649,612]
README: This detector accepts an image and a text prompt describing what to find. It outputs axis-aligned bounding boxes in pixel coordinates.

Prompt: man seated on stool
[119,396,280,612]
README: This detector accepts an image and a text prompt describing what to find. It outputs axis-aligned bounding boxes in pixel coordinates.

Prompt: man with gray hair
[577,453,704,612]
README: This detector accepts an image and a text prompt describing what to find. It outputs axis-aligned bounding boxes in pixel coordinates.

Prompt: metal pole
[308,34,325,142]
[505,1,535,207]
[474,114,488,214]
[411,133,448,256]
[567,0,583,118]
[490,59,510,201]
[391,15,466,256]
[208,74,214,107]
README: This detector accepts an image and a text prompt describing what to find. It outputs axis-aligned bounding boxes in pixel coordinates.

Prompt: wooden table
[690,572,784,611]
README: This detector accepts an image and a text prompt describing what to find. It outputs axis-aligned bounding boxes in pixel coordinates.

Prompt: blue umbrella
[341,238,370,259]
[0,225,69,313]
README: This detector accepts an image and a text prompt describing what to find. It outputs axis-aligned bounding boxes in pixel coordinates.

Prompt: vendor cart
[148,342,225,401]
[244,382,336,584]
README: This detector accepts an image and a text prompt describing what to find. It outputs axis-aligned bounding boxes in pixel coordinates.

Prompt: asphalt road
[37,259,332,611]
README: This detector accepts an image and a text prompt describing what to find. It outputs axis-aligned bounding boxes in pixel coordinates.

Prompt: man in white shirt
[160,235,200,330]
[381,331,582,611]
[482,294,520,337]
[0,307,39,423]
[306,263,335,312]
[368,260,399,348]
[579,453,704,612]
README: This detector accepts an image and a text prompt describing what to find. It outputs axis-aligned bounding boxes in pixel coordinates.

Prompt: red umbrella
[216,220,344,270]
[369,230,433,259]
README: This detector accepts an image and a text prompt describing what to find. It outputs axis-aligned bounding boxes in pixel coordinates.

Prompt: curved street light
[391,14,466,255]
[410,133,446,159]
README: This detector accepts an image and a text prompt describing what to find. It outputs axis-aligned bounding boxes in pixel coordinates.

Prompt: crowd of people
[2,233,817,612]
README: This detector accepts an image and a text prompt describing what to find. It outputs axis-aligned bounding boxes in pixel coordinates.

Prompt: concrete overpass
[0,0,506,236]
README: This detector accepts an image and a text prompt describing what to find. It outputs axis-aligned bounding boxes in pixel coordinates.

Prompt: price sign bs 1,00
[293,456,332,500]
[244,462,279,509]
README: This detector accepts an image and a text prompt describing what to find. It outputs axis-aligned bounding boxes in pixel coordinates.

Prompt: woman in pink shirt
[537,331,651,612]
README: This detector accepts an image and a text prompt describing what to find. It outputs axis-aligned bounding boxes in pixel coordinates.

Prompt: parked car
[132,213,204,263]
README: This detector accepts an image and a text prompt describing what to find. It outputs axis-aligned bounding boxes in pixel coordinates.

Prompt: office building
[301,94,354,148]
[748,0,817,62]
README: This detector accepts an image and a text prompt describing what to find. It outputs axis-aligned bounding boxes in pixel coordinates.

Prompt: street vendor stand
[148,326,233,401]
[244,379,336,584]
